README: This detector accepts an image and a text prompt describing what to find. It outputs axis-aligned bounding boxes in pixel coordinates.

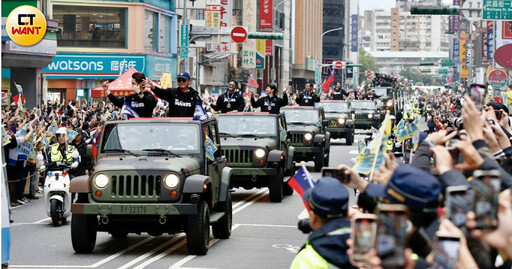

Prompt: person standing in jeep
[147,72,201,117]
[103,72,157,118]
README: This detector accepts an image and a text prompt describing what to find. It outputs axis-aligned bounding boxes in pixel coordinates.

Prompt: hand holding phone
[431,232,460,269]
[469,84,486,112]
[376,204,409,268]
[322,167,349,183]
[351,214,378,263]
[472,170,501,229]
[446,186,470,228]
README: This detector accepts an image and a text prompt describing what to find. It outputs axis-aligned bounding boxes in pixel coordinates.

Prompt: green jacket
[291,244,337,269]
[50,143,76,163]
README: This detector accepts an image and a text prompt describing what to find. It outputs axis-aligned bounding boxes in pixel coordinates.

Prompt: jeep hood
[287,125,320,133]
[94,156,201,174]
[220,137,278,149]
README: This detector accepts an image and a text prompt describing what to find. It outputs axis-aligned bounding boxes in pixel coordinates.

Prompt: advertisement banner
[350,14,359,53]
[265,39,273,56]
[482,28,488,64]
[451,0,461,32]
[259,0,273,29]
[453,37,460,60]
[460,34,469,79]
[219,0,232,52]
[242,0,257,69]
[256,39,266,69]
[487,21,495,62]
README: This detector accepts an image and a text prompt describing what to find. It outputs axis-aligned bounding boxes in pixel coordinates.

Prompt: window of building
[53,5,127,48]
[145,10,158,51]
[159,15,172,53]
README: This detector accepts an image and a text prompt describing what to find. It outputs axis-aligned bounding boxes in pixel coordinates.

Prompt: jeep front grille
[329,119,339,127]
[111,175,162,198]
[290,133,304,145]
[355,113,369,120]
[222,149,253,165]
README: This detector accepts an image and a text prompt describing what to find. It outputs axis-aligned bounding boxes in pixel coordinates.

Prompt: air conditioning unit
[206,43,216,52]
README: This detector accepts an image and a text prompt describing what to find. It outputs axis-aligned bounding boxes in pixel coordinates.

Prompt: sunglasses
[177,78,188,83]
[228,84,236,87]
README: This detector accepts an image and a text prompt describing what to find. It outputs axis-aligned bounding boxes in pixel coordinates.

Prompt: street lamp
[316,26,344,85]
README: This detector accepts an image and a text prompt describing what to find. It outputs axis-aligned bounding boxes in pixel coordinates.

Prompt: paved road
[8,133,369,269]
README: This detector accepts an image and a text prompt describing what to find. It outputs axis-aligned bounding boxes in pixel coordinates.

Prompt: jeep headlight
[304,133,313,141]
[351,113,355,118]
[386,100,393,107]
[368,113,373,119]
[164,173,180,189]
[94,173,109,189]
[254,148,266,158]
[338,118,345,125]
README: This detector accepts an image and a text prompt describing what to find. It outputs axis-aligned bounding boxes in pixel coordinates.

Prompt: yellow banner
[160,73,172,89]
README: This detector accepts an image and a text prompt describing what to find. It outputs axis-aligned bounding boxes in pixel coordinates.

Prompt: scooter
[42,155,79,226]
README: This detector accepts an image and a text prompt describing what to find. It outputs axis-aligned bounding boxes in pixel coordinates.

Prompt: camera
[298,218,312,234]
[454,118,463,130]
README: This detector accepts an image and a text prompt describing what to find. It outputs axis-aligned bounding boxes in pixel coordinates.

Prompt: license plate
[120,206,147,214]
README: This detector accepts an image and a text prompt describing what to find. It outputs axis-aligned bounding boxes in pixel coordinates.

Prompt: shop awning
[91,67,137,98]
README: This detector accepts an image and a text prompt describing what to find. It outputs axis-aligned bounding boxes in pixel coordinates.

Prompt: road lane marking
[34,217,51,224]
[233,190,268,215]
[117,235,184,269]
[232,188,267,209]
[349,150,358,155]
[237,223,297,228]
[298,209,308,219]
[168,224,242,269]
[90,236,155,268]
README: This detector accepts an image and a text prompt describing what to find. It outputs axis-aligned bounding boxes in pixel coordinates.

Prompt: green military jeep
[70,118,233,255]
[350,100,380,129]
[215,112,295,203]
[281,106,331,172]
[314,101,355,145]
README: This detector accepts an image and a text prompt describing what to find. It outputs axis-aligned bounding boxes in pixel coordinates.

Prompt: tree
[399,70,445,86]
[358,49,379,84]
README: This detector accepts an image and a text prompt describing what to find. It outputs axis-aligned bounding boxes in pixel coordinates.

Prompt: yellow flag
[160,73,172,89]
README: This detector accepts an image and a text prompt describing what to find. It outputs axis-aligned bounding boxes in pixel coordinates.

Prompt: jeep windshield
[283,109,319,125]
[101,123,200,154]
[217,115,277,137]
[372,88,387,97]
[350,101,376,110]
[315,102,349,113]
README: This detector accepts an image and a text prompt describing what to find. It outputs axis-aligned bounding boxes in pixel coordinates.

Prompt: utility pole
[180,0,188,73]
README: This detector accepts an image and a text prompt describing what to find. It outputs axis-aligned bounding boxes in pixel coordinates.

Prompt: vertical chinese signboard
[350,14,359,52]
[219,0,232,52]
[259,0,273,29]
[460,34,469,79]
[256,39,266,69]
[242,0,256,69]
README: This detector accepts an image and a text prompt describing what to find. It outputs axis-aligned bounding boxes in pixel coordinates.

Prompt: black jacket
[211,90,244,113]
[108,91,157,118]
[251,94,288,114]
[306,218,355,268]
[152,87,200,117]
[296,91,320,106]
[72,140,89,176]
[332,90,347,100]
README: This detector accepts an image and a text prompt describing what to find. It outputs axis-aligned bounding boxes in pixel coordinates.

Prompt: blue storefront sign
[350,15,359,53]
[43,54,177,80]
[452,37,460,60]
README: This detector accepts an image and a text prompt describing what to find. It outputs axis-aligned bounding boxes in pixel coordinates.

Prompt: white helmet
[56,127,67,136]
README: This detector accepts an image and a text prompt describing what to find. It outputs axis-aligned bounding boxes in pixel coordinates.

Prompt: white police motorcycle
[42,152,79,226]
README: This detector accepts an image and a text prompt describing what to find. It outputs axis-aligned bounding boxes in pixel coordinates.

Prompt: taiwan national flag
[322,68,336,94]
[193,100,208,121]
[121,101,139,119]
[287,165,316,211]
[248,74,259,88]
[90,128,102,159]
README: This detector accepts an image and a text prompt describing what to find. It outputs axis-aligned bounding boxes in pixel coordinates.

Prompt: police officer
[296,82,320,106]
[250,84,288,114]
[210,80,244,113]
[104,71,157,118]
[48,128,78,165]
[290,177,353,269]
[147,72,201,117]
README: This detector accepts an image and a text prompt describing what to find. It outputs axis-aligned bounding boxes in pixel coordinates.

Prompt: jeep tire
[71,214,98,253]
[283,182,294,196]
[187,201,210,255]
[212,192,232,239]
[269,167,284,202]
[314,150,324,172]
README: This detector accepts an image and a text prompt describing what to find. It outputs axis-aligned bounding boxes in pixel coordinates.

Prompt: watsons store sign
[43,54,146,79]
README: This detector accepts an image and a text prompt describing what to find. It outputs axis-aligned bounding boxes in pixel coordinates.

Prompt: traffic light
[419,61,434,66]
[248,32,284,40]
[410,5,459,15]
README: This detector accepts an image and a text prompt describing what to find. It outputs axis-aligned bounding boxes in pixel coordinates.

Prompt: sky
[359,0,396,15]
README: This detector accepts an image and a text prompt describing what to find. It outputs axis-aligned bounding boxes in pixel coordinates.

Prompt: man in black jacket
[296,82,320,106]
[332,82,347,100]
[211,80,244,113]
[250,84,288,114]
[147,72,201,118]
[103,72,157,118]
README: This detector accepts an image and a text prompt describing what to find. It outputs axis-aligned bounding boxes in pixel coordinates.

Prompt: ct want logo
[6,5,47,46]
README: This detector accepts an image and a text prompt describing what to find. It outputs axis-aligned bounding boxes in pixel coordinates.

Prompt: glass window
[217,116,278,137]
[159,15,172,53]
[283,109,319,124]
[53,5,127,48]
[145,10,158,51]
